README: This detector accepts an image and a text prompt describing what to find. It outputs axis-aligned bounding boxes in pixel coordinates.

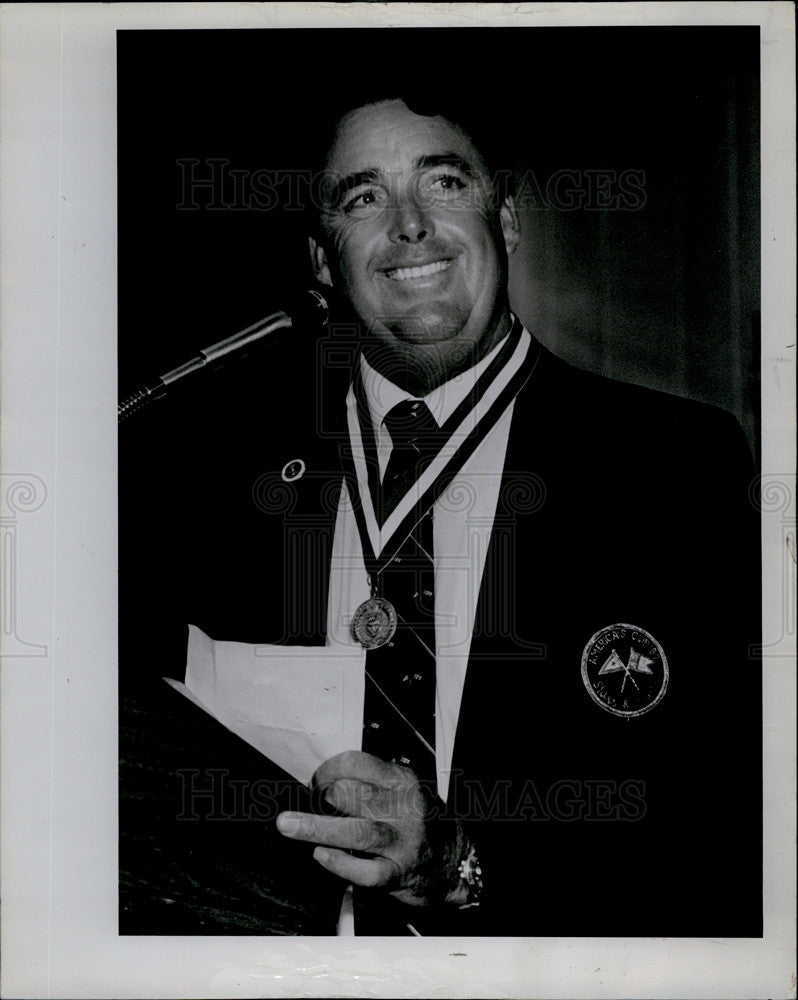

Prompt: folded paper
[164,624,365,786]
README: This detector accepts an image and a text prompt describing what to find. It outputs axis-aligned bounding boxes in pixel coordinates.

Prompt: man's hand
[276,751,466,907]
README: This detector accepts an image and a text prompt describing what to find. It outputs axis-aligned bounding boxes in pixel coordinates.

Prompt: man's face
[312,100,517,385]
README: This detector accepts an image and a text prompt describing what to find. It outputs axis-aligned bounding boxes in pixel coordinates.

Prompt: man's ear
[309,235,333,287]
[499,196,520,255]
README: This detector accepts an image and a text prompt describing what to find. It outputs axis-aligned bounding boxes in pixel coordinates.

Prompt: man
[273,97,527,923]
[119,96,761,936]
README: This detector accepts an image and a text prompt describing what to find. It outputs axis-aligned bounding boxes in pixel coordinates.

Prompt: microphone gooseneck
[118,289,328,423]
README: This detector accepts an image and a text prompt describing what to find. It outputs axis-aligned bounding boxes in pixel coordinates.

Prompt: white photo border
[1,3,795,998]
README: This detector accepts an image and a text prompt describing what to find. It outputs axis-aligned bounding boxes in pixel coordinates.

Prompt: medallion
[351,597,397,650]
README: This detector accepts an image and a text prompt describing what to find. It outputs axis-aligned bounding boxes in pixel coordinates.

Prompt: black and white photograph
[118,23,764,939]
[1,3,795,997]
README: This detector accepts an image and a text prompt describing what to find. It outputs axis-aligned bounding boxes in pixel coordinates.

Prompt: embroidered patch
[581,623,668,718]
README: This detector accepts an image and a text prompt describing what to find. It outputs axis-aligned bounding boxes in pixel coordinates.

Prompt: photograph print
[117,25,762,937]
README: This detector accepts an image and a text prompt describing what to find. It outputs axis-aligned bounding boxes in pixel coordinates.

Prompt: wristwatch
[455,842,483,908]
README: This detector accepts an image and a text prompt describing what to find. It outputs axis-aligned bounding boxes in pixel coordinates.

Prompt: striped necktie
[361,399,438,787]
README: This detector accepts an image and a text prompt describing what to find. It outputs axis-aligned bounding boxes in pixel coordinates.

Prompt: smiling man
[266,96,761,936]
[275,98,532,928]
[310,99,517,394]
[121,94,761,938]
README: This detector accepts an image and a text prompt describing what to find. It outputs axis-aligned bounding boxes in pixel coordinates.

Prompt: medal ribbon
[341,319,539,595]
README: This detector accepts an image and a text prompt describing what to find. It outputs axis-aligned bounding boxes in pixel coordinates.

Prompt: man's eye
[432,173,466,191]
[423,172,468,197]
[342,188,385,214]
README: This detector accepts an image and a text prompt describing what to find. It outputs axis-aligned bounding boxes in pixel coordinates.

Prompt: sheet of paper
[165,624,365,786]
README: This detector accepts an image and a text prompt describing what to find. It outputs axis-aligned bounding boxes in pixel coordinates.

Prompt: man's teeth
[385,259,451,281]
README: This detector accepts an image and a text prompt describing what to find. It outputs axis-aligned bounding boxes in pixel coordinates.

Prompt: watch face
[581,623,669,718]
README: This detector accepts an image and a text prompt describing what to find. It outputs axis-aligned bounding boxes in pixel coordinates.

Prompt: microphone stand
[118,290,328,423]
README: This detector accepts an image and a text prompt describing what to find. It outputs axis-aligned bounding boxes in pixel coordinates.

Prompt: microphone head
[293,288,329,328]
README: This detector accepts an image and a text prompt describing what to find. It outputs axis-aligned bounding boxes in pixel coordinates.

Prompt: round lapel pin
[281,458,305,483]
[581,623,668,718]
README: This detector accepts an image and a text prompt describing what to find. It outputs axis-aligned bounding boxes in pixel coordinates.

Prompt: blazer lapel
[450,343,572,779]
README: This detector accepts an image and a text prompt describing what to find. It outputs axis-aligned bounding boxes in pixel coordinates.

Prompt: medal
[342,319,537,653]
[351,596,397,650]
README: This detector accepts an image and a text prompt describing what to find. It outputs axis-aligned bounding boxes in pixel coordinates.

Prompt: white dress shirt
[326,323,532,802]
[175,320,533,937]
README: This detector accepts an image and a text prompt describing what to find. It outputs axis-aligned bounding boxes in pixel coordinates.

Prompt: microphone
[118,289,328,422]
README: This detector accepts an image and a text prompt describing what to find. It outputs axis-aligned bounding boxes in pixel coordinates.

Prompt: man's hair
[309,90,514,234]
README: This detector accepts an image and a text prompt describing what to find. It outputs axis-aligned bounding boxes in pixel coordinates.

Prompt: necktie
[361,399,438,787]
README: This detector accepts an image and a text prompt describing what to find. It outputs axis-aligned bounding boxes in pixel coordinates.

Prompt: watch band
[455,842,483,908]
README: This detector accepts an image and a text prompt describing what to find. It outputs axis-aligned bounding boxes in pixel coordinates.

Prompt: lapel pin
[281,458,306,483]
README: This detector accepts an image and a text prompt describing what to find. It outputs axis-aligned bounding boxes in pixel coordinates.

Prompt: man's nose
[387,195,434,244]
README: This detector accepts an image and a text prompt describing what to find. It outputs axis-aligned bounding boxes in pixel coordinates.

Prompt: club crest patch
[581,623,668,718]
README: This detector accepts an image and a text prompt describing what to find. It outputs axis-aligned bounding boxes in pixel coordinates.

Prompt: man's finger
[276,811,396,853]
[323,777,385,819]
[312,750,405,792]
[312,846,399,888]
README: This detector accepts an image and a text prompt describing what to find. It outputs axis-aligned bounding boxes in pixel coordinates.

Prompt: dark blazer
[119,327,761,936]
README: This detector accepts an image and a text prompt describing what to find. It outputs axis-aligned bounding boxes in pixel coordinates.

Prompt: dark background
[118,26,760,459]
[117,27,762,935]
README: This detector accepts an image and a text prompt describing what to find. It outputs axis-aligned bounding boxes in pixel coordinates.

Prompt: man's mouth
[382,259,453,282]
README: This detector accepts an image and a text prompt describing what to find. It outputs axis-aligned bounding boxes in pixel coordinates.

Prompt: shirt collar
[359,318,515,440]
